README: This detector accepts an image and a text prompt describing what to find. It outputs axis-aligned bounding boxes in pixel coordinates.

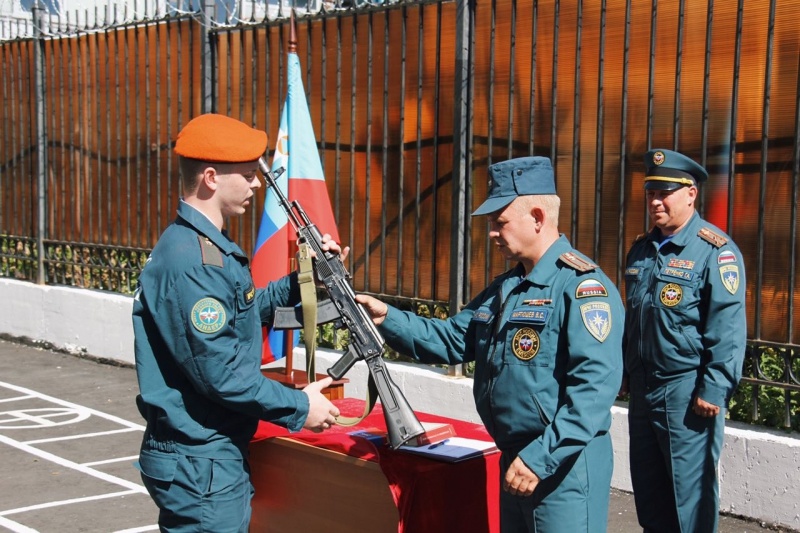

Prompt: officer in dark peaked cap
[356,156,624,532]
[623,149,747,533]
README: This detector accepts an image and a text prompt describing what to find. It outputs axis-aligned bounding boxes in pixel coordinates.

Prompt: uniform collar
[648,211,700,248]
[522,234,573,287]
[177,201,246,258]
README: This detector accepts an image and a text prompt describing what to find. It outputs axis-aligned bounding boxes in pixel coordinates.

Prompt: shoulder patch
[559,252,598,272]
[698,227,728,248]
[198,236,224,267]
[576,279,608,298]
[191,298,227,333]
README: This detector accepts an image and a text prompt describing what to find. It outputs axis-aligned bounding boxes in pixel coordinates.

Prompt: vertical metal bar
[507,0,516,158]
[646,0,657,151]
[789,40,800,345]
[672,0,684,149]
[699,0,713,214]
[202,0,215,113]
[728,0,743,236]
[432,2,443,301]
[593,0,606,262]
[755,0,776,342]
[104,11,112,247]
[528,0,538,156]
[484,0,496,287]
[365,13,373,291]
[33,2,48,285]
[570,0,582,245]
[380,11,389,295]
[335,18,343,234]
[549,0,559,168]
[616,0,631,286]
[450,0,472,313]
[154,21,161,246]
[349,14,357,280]
[396,7,407,295]
[413,6,424,299]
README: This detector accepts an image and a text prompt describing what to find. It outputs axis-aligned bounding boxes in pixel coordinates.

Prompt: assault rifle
[258,159,424,449]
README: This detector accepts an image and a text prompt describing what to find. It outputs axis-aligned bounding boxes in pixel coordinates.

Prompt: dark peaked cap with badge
[643,149,709,191]
[472,156,557,216]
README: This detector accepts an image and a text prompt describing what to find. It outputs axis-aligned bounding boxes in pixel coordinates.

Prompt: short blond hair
[513,194,561,227]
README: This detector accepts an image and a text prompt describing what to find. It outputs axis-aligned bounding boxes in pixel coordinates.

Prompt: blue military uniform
[379,157,624,532]
[133,201,309,532]
[624,149,747,532]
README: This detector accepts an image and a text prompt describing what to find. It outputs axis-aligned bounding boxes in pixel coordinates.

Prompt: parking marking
[83,455,140,467]
[25,427,139,445]
[1,490,141,516]
[0,516,37,532]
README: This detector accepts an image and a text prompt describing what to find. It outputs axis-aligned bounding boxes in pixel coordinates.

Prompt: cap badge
[512,327,540,361]
[653,151,665,165]
[660,283,683,307]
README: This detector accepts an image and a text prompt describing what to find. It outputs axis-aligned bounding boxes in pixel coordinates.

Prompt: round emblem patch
[191,298,227,333]
[660,283,682,307]
[512,328,540,361]
[653,151,665,165]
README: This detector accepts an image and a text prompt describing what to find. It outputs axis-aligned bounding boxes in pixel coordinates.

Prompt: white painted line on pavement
[0,394,35,403]
[0,432,147,494]
[0,489,141,516]
[0,515,38,533]
[25,427,139,444]
[0,381,145,430]
[114,525,159,533]
[83,454,140,467]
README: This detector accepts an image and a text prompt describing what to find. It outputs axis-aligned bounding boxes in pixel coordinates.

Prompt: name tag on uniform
[510,308,549,324]
[662,267,695,282]
[472,308,493,323]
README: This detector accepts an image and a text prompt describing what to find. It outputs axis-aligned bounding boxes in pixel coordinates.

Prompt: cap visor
[644,181,685,191]
[471,196,516,216]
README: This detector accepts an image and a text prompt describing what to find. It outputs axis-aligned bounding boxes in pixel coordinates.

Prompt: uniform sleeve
[518,276,624,480]
[696,246,747,407]
[153,265,309,431]
[379,305,472,365]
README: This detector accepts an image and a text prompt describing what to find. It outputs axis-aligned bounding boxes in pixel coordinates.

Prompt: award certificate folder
[398,437,499,463]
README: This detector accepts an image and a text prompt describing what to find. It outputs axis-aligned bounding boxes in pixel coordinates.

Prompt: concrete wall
[1,278,798,529]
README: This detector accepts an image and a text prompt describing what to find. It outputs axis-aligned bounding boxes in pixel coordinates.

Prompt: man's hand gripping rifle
[258,159,424,449]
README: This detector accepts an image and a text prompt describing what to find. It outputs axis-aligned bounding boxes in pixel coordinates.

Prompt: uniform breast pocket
[624,266,642,296]
[505,306,553,367]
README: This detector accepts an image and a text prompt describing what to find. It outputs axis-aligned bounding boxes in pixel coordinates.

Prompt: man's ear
[531,206,546,228]
[200,165,219,191]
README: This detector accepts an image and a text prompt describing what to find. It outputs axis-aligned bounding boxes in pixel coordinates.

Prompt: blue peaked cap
[472,156,557,216]
[644,149,709,191]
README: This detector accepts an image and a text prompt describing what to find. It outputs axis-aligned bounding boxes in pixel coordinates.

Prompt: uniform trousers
[628,376,725,533]
[499,434,613,533]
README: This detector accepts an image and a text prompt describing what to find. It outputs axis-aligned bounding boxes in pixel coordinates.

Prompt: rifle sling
[297,243,317,384]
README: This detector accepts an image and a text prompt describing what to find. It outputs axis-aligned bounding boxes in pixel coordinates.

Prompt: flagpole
[282,11,299,380]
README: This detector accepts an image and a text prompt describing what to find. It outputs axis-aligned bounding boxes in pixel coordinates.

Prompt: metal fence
[1,0,798,430]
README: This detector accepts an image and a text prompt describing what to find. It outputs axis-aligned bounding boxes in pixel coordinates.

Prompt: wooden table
[249,399,501,533]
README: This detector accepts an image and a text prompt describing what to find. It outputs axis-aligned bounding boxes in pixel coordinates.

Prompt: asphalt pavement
[0,338,792,533]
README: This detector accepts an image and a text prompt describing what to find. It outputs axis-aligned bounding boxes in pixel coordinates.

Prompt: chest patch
[473,308,493,323]
[580,302,612,342]
[245,284,256,304]
[575,279,608,298]
[510,308,549,324]
[191,298,227,333]
[512,328,540,361]
[720,265,740,294]
[667,258,695,269]
[660,283,683,307]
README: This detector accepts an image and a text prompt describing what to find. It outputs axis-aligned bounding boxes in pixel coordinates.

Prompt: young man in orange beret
[132,113,342,532]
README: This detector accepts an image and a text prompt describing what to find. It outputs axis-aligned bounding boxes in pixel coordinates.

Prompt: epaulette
[698,227,727,248]
[633,232,647,245]
[559,251,598,272]
[198,236,224,267]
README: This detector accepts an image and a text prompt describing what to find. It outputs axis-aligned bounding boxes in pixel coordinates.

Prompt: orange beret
[174,113,268,163]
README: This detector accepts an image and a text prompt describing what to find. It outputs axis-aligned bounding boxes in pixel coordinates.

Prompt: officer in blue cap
[623,149,746,532]
[356,156,624,532]
[133,114,342,532]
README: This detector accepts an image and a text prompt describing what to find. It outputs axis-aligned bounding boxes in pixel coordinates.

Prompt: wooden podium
[249,437,398,532]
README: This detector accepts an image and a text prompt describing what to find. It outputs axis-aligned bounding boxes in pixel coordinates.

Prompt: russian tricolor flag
[252,51,340,364]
